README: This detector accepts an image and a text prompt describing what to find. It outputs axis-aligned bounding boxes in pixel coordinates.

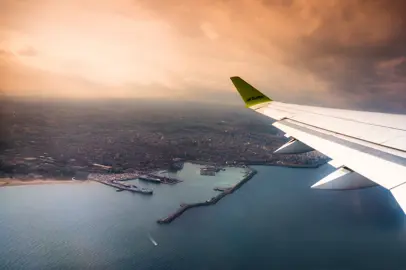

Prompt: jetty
[145,174,183,185]
[89,171,182,194]
[157,168,257,224]
[88,172,141,182]
[95,179,153,195]
[138,175,162,184]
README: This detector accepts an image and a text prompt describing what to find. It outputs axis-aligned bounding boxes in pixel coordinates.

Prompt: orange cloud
[0,0,405,111]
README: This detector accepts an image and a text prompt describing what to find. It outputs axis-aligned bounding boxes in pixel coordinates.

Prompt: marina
[87,163,254,211]
[89,171,184,194]
[157,168,257,224]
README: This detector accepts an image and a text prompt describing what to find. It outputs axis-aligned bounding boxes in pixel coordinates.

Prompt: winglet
[230,77,272,108]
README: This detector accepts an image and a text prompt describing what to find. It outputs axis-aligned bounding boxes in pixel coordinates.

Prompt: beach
[0,178,89,187]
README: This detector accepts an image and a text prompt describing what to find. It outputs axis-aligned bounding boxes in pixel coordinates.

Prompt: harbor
[88,170,184,194]
[157,167,258,224]
[87,162,257,202]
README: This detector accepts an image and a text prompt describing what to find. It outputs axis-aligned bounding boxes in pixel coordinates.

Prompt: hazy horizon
[2,93,406,114]
[1,0,406,112]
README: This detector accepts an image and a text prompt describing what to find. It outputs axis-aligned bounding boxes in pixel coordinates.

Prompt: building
[200,168,215,176]
[168,158,184,171]
[200,166,219,176]
[75,171,90,180]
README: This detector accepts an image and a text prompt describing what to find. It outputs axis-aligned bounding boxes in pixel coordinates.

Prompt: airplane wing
[230,76,406,214]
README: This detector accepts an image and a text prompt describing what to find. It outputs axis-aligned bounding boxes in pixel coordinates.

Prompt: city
[0,99,329,182]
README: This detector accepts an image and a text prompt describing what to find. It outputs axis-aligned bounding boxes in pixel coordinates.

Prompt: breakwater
[213,187,232,192]
[157,168,258,224]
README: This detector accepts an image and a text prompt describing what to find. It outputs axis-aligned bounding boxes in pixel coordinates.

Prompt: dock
[145,174,183,185]
[95,180,153,195]
[89,171,183,194]
[157,168,257,224]
[138,176,162,184]
[88,172,141,182]
[200,166,223,176]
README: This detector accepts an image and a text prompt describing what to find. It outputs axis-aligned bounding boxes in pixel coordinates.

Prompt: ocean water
[1,164,406,270]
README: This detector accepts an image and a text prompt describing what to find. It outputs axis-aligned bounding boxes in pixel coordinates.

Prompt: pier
[157,168,257,224]
[145,174,183,185]
[88,172,141,182]
[138,175,162,184]
[94,179,153,195]
[89,172,154,195]
[89,171,183,195]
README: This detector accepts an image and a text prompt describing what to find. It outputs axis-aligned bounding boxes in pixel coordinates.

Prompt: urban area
[0,99,329,181]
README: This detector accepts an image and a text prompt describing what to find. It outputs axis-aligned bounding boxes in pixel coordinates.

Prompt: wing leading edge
[230,76,406,214]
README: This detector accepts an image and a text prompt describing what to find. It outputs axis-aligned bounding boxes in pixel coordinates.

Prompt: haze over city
[1,0,406,111]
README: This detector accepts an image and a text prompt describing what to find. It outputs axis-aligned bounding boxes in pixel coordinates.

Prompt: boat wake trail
[148,233,158,246]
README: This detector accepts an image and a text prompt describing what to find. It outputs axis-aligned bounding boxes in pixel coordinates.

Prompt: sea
[1,163,406,270]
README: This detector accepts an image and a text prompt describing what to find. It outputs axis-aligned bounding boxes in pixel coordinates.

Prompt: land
[0,98,329,181]
[0,178,88,187]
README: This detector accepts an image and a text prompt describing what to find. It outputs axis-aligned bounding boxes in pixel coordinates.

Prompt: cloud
[135,0,406,111]
[0,0,405,112]
[17,46,37,56]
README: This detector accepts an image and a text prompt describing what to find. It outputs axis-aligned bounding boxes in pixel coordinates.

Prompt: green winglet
[230,76,272,108]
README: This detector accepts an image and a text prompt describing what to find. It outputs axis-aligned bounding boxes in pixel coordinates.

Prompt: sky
[1,0,406,111]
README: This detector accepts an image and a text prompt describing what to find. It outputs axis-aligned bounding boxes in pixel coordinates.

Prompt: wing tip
[229,76,272,108]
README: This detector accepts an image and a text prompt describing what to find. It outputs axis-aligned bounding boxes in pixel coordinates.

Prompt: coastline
[257,163,322,168]
[0,160,324,189]
[0,178,89,187]
[186,160,324,169]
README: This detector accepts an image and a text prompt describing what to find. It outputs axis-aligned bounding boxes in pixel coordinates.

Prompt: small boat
[148,233,158,246]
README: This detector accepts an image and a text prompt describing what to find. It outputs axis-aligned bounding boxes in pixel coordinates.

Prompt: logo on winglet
[246,95,264,102]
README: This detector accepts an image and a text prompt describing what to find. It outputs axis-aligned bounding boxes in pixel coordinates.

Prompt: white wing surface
[230,76,406,214]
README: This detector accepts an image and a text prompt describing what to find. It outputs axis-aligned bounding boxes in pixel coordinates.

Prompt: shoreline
[255,163,322,168]
[0,160,324,188]
[0,178,89,187]
[186,160,324,169]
